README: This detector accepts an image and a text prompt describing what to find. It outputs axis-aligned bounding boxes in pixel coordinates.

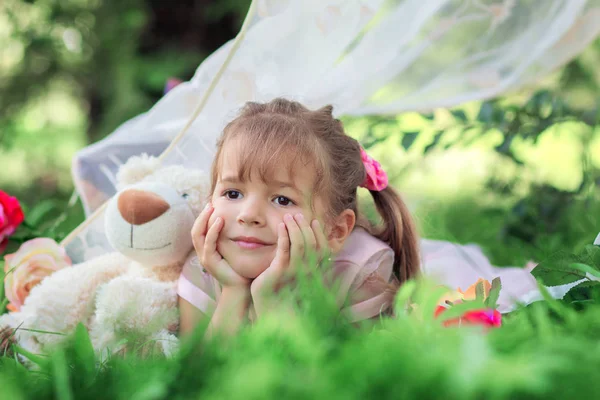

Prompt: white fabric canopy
[64,0,600,309]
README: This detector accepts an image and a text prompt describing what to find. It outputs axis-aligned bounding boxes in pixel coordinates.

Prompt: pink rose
[0,190,25,254]
[435,306,502,328]
[3,238,72,312]
[435,278,502,329]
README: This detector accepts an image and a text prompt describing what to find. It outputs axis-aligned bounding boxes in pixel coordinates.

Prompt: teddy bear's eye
[181,193,189,199]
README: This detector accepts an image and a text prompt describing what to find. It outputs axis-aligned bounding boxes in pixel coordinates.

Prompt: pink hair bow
[360,147,388,191]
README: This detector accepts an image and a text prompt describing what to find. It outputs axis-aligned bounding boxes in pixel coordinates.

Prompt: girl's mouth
[231,236,273,250]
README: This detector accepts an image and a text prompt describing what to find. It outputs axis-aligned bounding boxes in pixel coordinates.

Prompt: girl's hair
[211,98,420,284]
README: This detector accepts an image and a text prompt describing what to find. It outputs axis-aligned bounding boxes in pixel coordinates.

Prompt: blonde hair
[210,98,420,285]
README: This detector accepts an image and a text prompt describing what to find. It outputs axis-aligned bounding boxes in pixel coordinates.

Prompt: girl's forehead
[218,137,318,188]
[219,147,315,188]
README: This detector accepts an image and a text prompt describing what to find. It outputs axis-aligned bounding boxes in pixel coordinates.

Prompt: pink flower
[0,190,25,254]
[461,309,502,327]
[434,278,502,329]
[3,238,72,312]
[435,306,502,328]
[359,148,388,191]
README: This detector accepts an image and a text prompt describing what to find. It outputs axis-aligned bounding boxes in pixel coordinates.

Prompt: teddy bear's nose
[118,189,170,225]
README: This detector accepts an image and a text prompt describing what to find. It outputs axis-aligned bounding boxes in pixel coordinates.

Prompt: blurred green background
[1,0,599,266]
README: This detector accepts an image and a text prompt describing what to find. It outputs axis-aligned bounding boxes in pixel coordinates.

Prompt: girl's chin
[228,259,270,280]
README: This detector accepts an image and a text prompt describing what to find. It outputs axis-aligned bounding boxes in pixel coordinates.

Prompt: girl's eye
[181,193,189,199]
[274,196,294,206]
[224,190,242,200]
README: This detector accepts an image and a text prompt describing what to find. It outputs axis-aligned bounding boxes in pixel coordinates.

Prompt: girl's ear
[327,209,356,253]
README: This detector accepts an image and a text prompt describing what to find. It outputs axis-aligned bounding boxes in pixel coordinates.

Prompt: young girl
[178,98,420,335]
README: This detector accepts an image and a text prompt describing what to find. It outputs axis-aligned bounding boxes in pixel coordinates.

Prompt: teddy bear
[0,154,209,360]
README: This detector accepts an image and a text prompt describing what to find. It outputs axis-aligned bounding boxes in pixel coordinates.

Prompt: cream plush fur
[0,154,209,360]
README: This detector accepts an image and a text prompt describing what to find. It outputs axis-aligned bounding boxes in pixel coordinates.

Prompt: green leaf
[12,345,50,369]
[475,280,485,302]
[451,110,468,122]
[51,349,74,400]
[477,102,494,123]
[421,285,454,323]
[400,131,419,150]
[536,282,571,321]
[485,277,502,309]
[423,131,443,154]
[0,261,5,306]
[494,135,515,155]
[569,263,600,279]
[0,298,9,314]
[581,245,600,269]
[25,200,58,227]
[15,328,66,336]
[393,280,417,316]
[70,323,96,386]
[563,281,600,305]
[531,256,589,286]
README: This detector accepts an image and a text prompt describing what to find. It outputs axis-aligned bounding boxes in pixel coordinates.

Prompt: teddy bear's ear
[116,153,161,190]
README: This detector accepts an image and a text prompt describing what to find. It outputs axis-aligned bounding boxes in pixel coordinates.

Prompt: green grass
[2,274,600,400]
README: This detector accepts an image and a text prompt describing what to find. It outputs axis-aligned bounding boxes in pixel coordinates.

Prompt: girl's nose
[237,199,266,226]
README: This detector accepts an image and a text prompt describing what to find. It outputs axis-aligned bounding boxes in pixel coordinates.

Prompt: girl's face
[208,140,328,279]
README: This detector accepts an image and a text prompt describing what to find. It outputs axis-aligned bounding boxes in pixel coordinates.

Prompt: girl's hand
[191,203,251,289]
[251,213,330,312]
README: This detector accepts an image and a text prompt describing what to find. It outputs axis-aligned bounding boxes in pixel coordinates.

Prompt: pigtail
[370,187,420,284]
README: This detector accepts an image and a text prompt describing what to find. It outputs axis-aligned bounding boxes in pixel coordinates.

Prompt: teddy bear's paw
[8,334,47,368]
[97,333,176,359]
[90,329,127,361]
[16,252,133,340]
[96,342,128,363]
[133,329,179,359]
[155,330,179,358]
[96,277,179,336]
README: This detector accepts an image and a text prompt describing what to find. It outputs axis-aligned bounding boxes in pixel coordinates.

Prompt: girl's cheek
[208,205,224,226]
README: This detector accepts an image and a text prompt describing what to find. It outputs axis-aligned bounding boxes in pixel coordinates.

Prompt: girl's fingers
[191,206,249,287]
[253,223,290,295]
[195,203,213,233]
[268,223,291,288]
[275,222,291,264]
[191,203,213,249]
[202,217,245,286]
[294,213,317,252]
[284,213,303,265]
[202,216,222,266]
[215,258,246,286]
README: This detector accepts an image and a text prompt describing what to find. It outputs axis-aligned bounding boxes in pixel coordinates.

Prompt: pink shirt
[177,228,396,322]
